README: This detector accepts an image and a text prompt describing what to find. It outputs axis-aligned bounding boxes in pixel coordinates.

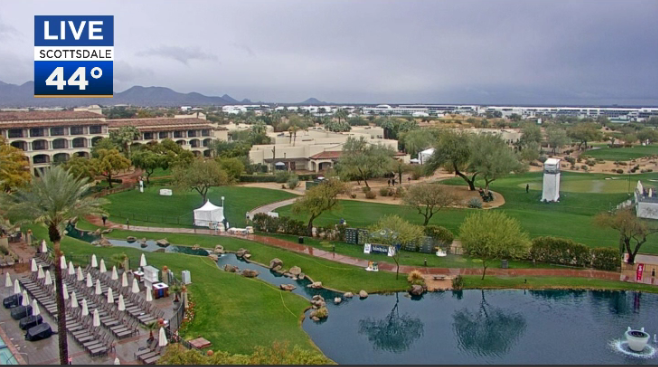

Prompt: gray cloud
[136,46,218,65]
[0,17,20,39]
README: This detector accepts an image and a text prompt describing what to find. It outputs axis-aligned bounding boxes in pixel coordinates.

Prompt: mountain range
[0,80,324,108]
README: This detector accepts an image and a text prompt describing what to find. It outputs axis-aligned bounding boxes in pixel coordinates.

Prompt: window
[187,130,197,138]
[8,129,23,138]
[50,127,65,136]
[72,138,87,148]
[29,128,44,137]
[89,125,102,134]
[174,131,184,138]
[159,131,169,139]
[32,140,48,150]
[202,130,210,137]
[144,132,154,140]
[52,139,67,149]
[70,126,84,135]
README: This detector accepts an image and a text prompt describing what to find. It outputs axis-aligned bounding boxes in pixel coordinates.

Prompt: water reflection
[452,290,526,358]
[358,293,424,353]
[529,289,586,301]
[589,291,634,315]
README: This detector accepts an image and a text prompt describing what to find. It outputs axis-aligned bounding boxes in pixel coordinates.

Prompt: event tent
[193,200,225,227]
[418,148,435,165]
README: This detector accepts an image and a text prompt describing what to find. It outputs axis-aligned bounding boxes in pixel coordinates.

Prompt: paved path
[86,216,623,281]
[246,198,299,220]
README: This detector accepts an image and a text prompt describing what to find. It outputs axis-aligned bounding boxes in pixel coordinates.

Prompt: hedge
[591,248,620,271]
[239,173,322,183]
[424,225,454,246]
[530,236,620,271]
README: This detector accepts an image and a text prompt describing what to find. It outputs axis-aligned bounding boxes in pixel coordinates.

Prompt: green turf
[583,144,658,161]
[102,185,296,228]
[25,225,323,357]
[461,275,658,294]
[525,177,656,194]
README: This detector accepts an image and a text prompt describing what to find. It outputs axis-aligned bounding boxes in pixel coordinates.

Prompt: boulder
[241,269,259,278]
[92,228,102,236]
[334,297,342,305]
[359,290,368,299]
[289,266,302,276]
[101,229,113,234]
[214,245,225,254]
[298,272,306,280]
[311,316,320,322]
[269,258,284,269]
[409,285,424,296]
[91,240,100,246]
[224,264,238,273]
[244,254,252,260]
[272,265,283,273]
[208,254,219,262]
[312,295,324,302]
[127,236,137,242]
[283,272,293,278]
[236,248,250,258]
[310,282,323,289]
[100,238,113,247]
[280,284,296,292]
[344,292,354,298]
[156,239,170,247]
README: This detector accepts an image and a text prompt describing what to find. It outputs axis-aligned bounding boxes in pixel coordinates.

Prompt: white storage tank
[181,270,191,285]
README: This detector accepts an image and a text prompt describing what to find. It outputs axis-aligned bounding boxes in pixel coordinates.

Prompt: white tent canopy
[418,148,435,165]
[193,200,225,227]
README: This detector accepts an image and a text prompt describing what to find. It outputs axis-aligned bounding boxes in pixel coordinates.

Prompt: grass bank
[462,275,658,293]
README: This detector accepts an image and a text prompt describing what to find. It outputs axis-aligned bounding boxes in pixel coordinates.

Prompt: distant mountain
[300,97,327,105]
[0,81,237,108]
[241,98,253,104]
[221,94,239,104]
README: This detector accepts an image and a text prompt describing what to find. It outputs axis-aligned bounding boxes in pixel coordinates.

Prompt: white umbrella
[92,309,100,327]
[145,287,153,302]
[21,290,29,306]
[111,266,118,280]
[60,255,67,270]
[77,266,84,281]
[81,298,89,316]
[40,240,47,253]
[158,327,168,347]
[13,279,20,294]
[37,265,45,279]
[30,259,37,272]
[91,254,98,268]
[118,294,126,311]
[107,287,114,304]
[114,357,121,365]
[86,273,93,288]
[31,299,40,316]
[68,261,75,275]
[99,259,107,274]
[140,254,147,267]
[121,272,128,288]
[63,283,69,300]
[5,273,12,288]
[131,278,140,294]
[44,270,52,286]
[70,291,78,308]
[95,279,102,295]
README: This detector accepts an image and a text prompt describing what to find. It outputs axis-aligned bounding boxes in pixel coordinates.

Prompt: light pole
[221,196,225,208]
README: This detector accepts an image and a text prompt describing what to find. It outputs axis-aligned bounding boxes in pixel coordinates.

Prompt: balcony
[8,129,23,138]
[52,139,68,149]
[143,132,154,140]
[89,125,102,134]
[159,132,169,139]
[202,130,210,137]
[72,137,87,148]
[70,127,84,135]
[10,141,27,151]
[29,128,45,137]
[32,140,48,151]
[174,131,184,139]
[50,127,66,136]
[187,130,198,138]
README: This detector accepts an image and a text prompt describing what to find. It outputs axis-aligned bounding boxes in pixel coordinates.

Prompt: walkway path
[85,216,622,281]
[246,198,299,220]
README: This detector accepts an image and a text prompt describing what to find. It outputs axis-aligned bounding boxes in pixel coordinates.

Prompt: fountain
[625,327,650,352]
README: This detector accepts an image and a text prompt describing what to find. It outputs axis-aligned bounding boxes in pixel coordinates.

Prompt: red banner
[636,263,645,282]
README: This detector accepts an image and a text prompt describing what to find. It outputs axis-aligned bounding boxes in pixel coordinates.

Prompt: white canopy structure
[37,266,44,279]
[193,200,225,227]
[60,255,67,269]
[68,262,75,275]
[13,279,20,294]
[5,273,12,288]
[70,291,78,308]
[30,259,37,272]
[418,148,435,165]
[140,254,147,267]
[77,266,84,282]
[158,327,168,347]
[44,270,52,286]
[118,294,125,311]
[81,298,89,316]
[111,266,118,281]
[121,272,128,288]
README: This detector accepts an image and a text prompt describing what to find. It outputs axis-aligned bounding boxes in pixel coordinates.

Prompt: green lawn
[25,225,323,357]
[100,185,296,228]
[462,275,658,294]
[583,144,658,161]
[525,177,656,194]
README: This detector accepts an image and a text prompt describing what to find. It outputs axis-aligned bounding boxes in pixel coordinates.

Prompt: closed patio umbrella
[92,309,100,327]
[145,287,153,302]
[111,266,118,281]
[13,279,20,294]
[95,279,102,295]
[5,273,11,288]
[40,240,47,253]
[63,283,69,300]
[121,272,128,288]
[86,273,93,288]
[118,294,125,311]
[21,290,29,306]
[76,266,84,281]
[81,298,89,316]
[60,255,67,270]
[114,357,121,365]
[140,254,147,267]
[91,254,98,268]
[37,265,45,279]
[68,261,75,275]
[107,287,114,304]
[70,291,78,308]
[30,259,37,272]
[131,278,139,294]
[158,327,168,347]
[44,270,52,286]
[31,300,41,316]
[99,259,107,274]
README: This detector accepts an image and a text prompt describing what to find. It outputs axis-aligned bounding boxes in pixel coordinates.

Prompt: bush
[350,194,356,199]
[538,155,548,163]
[361,186,371,193]
[616,169,624,174]
[315,306,329,319]
[379,187,390,196]
[394,186,406,199]
[365,191,377,199]
[591,248,619,271]
[529,236,591,267]
[287,176,299,190]
[564,156,576,165]
[586,159,597,167]
[407,270,425,285]
[411,165,424,180]
[581,165,589,171]
[424,225,454,246]
[452,275,464,290]
[275,171,291,183]
[467,197,482,209]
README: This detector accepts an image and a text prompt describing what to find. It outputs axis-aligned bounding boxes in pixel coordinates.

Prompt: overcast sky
[1,0,657,105]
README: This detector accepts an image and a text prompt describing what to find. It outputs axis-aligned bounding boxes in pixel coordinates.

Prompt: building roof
[310,151,342,160]
[0,120,106,129]
[0,111,103,122]
[108,118,226,131]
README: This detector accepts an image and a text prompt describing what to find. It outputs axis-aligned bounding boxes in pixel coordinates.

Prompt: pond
[217,254,658,365]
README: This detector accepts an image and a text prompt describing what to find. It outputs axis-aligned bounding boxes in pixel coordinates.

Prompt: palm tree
[170,284,182,302]
[146,321,159,342]
[109,125,140,159]
[1,167,108,365]
[111,253,129,272]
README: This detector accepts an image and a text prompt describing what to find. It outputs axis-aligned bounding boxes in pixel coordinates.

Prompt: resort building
[634,181,658,220]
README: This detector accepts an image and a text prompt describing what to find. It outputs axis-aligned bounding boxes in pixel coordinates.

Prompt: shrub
[529,236,591,267]
[424,225,454,246]
[365,191,377,199]
[564,156,576,165]
[315,306,329,319]
[581,165,589,171]
[379,187,390,197]
[411,165,424,180]
[577,157,582,163]
[350,194,356,199]
[287,176,299,190]
[586,159,597,167]
[394,186,406,199]
[591,248,619,271]
[251,213,280,233]
[452,275,464,290]
[538,155,548,163]
[275,171,291,183]
[361,186,371,193]
[467,197,482,209]
[616,169,624,174]
[407,270,425,285]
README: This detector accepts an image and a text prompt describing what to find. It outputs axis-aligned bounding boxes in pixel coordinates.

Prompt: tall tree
[1,167,107,365]
[518,141,540,163]
[545,126,570,154]
[109,125,140,159]
[217,157,245,181]
[595,208,658,264]
[0,137,30,191]
[172,159,229,203]
[637,128,658,144]
[402,128,439,157]
[337,137,395,189]
[368,215,425,279]
[291,178,346,236]
[459,211,531,279]
[131,149,166,183]
[334,109,348,125]
[471,135,525,192]
[93,148,131,188]
[424,130,479,191]
[403,183,458,226]
[567,123,603,150]
[90,137,119,158]
[62,155,96,182]
[519,123,542,145]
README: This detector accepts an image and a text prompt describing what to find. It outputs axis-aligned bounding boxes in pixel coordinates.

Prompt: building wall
[637,202,658,220]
